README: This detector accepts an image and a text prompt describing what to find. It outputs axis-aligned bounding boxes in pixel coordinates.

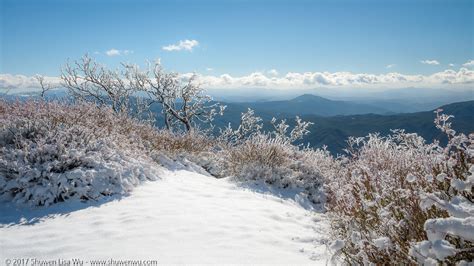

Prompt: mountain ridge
[216,98,474,155]
[241,93,391,116]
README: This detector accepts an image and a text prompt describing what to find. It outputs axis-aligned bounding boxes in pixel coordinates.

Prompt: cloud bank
[177,68,473,90]
[162,40,199,52]
[1,68,473,92]
[0,74,61,91]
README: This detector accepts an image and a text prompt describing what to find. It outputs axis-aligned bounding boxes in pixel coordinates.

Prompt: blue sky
[0,0,473,89]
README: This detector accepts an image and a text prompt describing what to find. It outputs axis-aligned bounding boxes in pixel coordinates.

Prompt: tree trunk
[164,112,171,130]
[184,120,192,132]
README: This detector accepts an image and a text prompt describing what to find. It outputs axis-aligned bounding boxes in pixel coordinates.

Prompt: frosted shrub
[228,134,295,183]
[147,128,223,176]
[149,129,216,156]
[226,134,334,203]
[221,109,332,203]
[0,100,161,206]
[326,110,473,264]
[219,108,263,143]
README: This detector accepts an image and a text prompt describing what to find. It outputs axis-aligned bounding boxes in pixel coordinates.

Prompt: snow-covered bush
[148,129,216,156]
[326,110,473,264]
[226,134,332,203]
[0,100,162,206]
[220,109,332,203]
[147,129,224,176]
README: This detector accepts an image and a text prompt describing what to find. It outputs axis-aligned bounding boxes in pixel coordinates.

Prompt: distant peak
[291,94,328,102]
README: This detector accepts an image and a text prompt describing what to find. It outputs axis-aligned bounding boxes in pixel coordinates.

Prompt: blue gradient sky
[1,0,473,78]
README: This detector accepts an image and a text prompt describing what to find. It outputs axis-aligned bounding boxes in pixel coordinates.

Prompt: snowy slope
[0,170,329,264]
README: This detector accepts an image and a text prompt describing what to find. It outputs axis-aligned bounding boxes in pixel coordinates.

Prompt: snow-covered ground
[0,170,330,264]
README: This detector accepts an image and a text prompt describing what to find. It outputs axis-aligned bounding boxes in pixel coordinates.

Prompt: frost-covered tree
[34,75,56,99]
[139,62,226,132]
[61,55,225,131]
[61,55,136,114]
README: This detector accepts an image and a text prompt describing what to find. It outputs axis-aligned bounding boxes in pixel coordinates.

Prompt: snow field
[0,170,329,264]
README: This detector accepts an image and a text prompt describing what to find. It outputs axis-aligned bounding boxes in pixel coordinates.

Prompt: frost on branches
[219,108,332,204]
[0,100,161,206]
[61,55,225,132]
[326,109,473,264]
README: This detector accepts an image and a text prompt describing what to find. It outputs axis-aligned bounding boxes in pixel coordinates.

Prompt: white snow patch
[436,173,447,182]
[406,173,417,183]
[0,170,329,264]
[373,236,392,249]
[424,217,474,242]
[329,239,345,252]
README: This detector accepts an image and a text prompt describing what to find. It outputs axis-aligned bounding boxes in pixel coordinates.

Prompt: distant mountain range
[10,86,471,114]
[209,87,474,113]
[241,94,391,116]
[217,95,474,155]
[297,100,474,154]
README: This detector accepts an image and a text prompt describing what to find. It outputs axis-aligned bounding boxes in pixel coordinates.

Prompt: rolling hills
[218,96,474,155]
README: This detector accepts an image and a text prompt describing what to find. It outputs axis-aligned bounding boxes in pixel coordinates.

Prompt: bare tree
[121,60,225,131]
[61,55,136,114]
[34,75,55,98]
[143,63,225,131]
[61,55,225,132]
[122,62,176,129]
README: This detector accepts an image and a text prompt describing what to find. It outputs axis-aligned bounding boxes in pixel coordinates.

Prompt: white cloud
[2,68,473,92]
[267,69,279,76]
[462,60,474,67]
[162,40,199,52]
[449,63,455,67]
[106,49,120,56]
[0,74,61,91]
[420,59,440,65]
[189,68,474,89]
[105,49,133,56]
[206,67,214,71]
[385,64,396,69]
